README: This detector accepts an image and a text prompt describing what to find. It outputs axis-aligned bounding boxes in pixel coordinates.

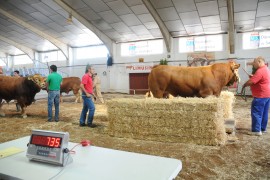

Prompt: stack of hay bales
[107,91,234,146]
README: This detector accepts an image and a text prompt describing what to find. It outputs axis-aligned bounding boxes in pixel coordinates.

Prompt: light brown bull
[148,62,240,98]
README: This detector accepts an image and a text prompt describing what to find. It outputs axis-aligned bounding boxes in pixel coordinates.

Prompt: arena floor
[1,93,270,179]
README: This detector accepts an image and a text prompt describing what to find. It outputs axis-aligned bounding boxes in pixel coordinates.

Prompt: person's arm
[241,79,254,94]
[80,83,91,97]
[46,76,50,91]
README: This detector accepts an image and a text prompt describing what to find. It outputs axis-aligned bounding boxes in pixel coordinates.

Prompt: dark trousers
[251,97,270,132]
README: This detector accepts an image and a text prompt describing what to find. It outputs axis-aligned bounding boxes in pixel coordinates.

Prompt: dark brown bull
[148,62,240,98]
[0,74,46,118]
[60,77,82,103]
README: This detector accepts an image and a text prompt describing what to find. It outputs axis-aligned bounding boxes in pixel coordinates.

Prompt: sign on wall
[187,52,215,66]
[125,63,153,73]
[121,40,163,56]
[179,35,223,53]
[242,32,270,49]
[259,31,270,48]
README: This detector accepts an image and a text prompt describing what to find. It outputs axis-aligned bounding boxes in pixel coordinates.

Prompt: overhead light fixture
[66,13,73,24]
[254,26,265,30]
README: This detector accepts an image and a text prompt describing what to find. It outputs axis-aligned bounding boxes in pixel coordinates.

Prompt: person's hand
[92,94,97,101]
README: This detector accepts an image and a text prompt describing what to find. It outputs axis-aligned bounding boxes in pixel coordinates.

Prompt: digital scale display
[26,130,71,166]
[30,135,62,148]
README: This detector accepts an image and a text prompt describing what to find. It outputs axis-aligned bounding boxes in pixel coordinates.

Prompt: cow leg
[152,90,165,98]
[0,100,5,117]
[16,103,21,112]
[199,89,214,98]
[74,93,79,103]
[21,106,27,118]
[74,89,81,103]
[60,94,63,103]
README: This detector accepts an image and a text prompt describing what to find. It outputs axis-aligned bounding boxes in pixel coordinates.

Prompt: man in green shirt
[46,65,62,122]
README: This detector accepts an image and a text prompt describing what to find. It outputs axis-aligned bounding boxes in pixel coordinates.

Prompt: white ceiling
[0,0,269,57]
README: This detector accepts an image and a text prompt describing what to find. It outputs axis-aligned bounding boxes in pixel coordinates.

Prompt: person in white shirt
[93,73,104,104]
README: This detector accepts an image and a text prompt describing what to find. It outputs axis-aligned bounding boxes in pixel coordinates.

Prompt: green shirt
[47,72,62,91]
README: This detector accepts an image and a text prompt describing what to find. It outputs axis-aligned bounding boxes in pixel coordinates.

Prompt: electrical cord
[48,140,91,180]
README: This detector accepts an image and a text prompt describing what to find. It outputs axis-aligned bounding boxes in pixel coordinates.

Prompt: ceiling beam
[54,0,114,55]
[142,0,172,53]
[0,35,35,60]
[227,0,235,54]
[0,7,69,60]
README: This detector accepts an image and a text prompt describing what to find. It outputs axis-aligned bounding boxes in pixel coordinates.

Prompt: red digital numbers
[31,135,62,148]
[47,137,61,147]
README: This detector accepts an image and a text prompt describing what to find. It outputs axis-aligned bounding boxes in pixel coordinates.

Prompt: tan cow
[148,62,240,98]
[60,77,82,103]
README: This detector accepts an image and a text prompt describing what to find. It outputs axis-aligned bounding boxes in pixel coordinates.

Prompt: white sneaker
[262,131,267,134]
[248,131,262,136]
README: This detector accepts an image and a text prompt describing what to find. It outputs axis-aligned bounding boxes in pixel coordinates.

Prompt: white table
[0,136,182,180]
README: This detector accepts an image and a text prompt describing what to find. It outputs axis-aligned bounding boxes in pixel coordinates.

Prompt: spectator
[241,56,270,136]
[13,70,20,77]
[79,65,97,128]
[46,65,62,122]
[93,73,104,104]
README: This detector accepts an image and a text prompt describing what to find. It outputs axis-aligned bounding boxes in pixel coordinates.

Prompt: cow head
[226,62,240,86]
[27,74,47,89]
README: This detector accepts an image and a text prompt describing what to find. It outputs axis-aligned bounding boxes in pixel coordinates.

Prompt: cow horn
[27,76,33,80]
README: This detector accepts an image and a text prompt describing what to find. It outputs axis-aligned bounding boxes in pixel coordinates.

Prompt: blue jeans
[251,97,270,132]
[48,90,60,121]
[80,95,95,125]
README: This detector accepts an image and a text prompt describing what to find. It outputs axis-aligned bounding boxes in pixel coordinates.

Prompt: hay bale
[220,91,235,119]
[107,94,235,146]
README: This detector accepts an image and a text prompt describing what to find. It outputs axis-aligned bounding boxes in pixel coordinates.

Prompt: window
[194,36,206,51]
[242,32,259,49]
[259,31,270,48]
[41,51,66,62]
[242,31,270,49]
[206,35,223,51]
[0,59,5,66]
[179,35,223,53]
[121,39,163,56]
[13,55,32,65]
[179,37,194,53]
[75,45,108,60]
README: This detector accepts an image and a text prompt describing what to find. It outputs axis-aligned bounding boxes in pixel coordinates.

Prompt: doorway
[129,73,149,94]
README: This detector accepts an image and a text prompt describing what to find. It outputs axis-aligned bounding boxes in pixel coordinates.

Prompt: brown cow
[60,77,82,103]
[0,74,46,118]
[148,62,240,98]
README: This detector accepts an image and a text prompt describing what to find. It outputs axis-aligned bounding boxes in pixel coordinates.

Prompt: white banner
[125,63,154,73]
[259,31,270,48]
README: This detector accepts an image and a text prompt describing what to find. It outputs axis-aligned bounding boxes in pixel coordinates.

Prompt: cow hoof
[22,115,27,119]
[0,113,5,117]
